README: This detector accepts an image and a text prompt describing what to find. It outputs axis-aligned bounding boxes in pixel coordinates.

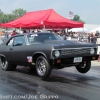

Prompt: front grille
[61,48,90,55]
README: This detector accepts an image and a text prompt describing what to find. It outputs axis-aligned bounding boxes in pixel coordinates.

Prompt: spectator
[23,30,27,33]
[5,32,9,38]
[82,33,88,42]
[88,32,97,44]
[63,33,67,40]
[32,30,34,33]
[95,31,100,44]
[95,30,99,37]
[11,30,17,36]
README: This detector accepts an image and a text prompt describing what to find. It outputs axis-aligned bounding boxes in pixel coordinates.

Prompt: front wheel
[36,56,52,80]
[0,57,17,71]
[76,61,91,73]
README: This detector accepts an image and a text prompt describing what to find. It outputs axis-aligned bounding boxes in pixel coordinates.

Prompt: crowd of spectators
[0,29,100,44]
[54,30,100,44]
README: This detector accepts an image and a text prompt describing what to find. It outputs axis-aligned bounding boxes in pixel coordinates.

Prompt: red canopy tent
[1,9,83,29]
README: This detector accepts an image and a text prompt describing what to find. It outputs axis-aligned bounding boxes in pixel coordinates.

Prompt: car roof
[1,32,56,45]
[12,32,55,36]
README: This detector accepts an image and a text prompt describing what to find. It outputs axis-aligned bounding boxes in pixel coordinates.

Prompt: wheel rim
[37,59,46,76]
[0,57,8,69]
[80,61,87,68]
[80,63,86,68]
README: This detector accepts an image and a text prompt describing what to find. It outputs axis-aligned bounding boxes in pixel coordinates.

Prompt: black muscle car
[0,32,98,79]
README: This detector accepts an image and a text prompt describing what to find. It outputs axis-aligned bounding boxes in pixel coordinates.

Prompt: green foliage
[12,8,26,17]
[73,14,85,23]
[0,8,26,23]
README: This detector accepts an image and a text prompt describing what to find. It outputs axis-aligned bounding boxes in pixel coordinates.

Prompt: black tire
[0,57,17,71]
[36,56,52,80]
[76,61,91,73]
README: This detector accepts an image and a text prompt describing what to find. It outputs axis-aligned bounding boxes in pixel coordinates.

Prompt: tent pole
[67,28,68,34]
[20,27,22,34]
[43,24,46,32]
[83,27,84,33]
[20,27,21,31]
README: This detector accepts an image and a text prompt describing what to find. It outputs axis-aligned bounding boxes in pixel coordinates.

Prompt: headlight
[54,50,60,57]
[90,48,95,54]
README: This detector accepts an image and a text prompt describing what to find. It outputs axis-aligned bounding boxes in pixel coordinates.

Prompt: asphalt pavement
[0,61,99,100]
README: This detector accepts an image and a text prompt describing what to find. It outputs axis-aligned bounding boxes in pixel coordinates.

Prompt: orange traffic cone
[98,52,100,62]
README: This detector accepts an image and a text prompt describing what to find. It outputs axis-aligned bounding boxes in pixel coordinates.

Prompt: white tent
[90,27,100,33]
[68,28,90,33]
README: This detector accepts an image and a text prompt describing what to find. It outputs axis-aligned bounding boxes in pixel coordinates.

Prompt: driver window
[7,38,14,46]
[13,36,25,46]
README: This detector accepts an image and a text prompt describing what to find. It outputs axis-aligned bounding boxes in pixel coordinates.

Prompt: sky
[0,0,100,25]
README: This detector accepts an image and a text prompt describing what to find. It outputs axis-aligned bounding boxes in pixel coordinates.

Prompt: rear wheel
[76,61,91,73]
[0,57,17,71]
[36,56,52,80]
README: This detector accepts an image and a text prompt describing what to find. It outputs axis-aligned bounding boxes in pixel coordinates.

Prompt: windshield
[27,33,62,44]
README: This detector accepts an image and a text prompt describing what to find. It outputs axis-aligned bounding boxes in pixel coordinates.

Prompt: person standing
[82,33,88,42]
[88,32,97,44]
[95,30,100,44]
[95,30,99,37]
[11,30,17,36]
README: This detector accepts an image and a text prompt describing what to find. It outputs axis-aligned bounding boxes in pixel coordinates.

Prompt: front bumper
[50,55,99,68]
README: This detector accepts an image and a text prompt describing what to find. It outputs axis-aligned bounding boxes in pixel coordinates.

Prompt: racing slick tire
[76,61,91,73]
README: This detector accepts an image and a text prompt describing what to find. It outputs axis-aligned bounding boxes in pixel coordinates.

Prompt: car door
[7,35,28,64]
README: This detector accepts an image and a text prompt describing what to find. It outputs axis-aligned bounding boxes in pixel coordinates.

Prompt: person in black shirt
[88,32,97,44]
[95,30,99,38]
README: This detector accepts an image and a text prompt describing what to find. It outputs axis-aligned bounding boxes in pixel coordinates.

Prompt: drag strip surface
[0,61,100,100]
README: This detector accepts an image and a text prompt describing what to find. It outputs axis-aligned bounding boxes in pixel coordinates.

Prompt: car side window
[13,36,25,46]
[7,38,14,46]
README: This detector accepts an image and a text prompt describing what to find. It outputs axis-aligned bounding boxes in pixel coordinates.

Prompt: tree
[0,9,3,15]
[0,14,7,23]
[0,8,27,23]
[73,14,85,23]
[12,8,26,18]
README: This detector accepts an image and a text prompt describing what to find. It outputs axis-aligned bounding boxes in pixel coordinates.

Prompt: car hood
[44,40,96,49]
